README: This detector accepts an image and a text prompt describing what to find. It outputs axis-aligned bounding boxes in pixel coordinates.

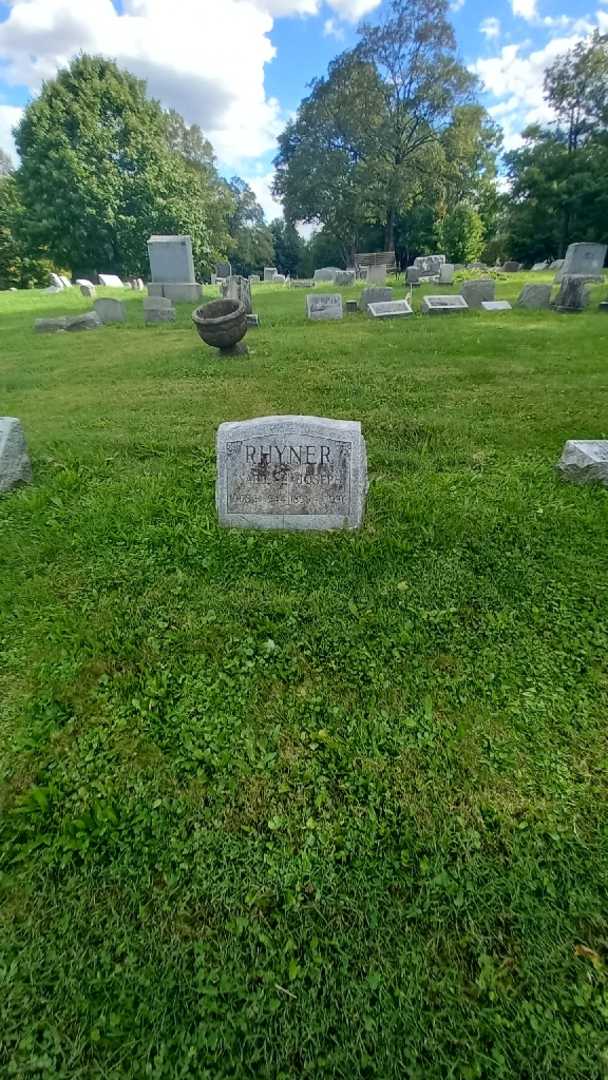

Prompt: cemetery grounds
[1,273,608,1078]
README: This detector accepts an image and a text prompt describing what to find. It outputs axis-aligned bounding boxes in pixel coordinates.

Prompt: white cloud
[451,0,466,12]
[250,0,380,16]
[323,17,345,38]
[0,105,23,163]
[325,0,382,18]
[243,170,284,222]
[511,0,538,20]
[0,0,284,166]
[480,16,501,39]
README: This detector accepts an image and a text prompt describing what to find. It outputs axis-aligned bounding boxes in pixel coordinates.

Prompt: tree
[0,175,54,289]
[226,177,274,275]
[14,55,227,277]
[504,33,608,262]
[274,0,479,255]
[439,204,484,263]
[270,219,307,276]
[0,149,13,177]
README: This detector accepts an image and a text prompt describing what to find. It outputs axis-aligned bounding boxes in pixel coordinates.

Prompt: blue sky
[1,0,606,219]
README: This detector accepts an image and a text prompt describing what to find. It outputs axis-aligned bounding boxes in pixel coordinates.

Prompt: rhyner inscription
[216,416,367,530]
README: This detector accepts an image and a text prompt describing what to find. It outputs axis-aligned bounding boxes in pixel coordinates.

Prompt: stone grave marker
[216,415,367,531]
[306,294,343,321]
[49,272,64,289]
[221,275,252,315]
[144,296,176,324]
[367,299,413,319]
[414,254,445,274]
[481,300,512,311]
[35,313,102,332]
[439,264,455,284]
[531,261,549,272]
[147,234,202,302]
[366,264,386,285]
[264,267,277,282]
[554,276,591,312]
[557,441,608,486]
[99,273,124,288]
[599,301,608,314]
[460,279,495,308]
[314,267,340,283]
[80,284,95,298]
[406,267,420,286]
[250,275,261,284]
[359,287,393,312]
[335,270,356,286]
[292,279,315,288]
[346,300,358,314]
[215,260,232,280]
[502,261,522,272]
[0,418,32,493]
[516,284,551,309]
[421,295,468,315]
[59,276,72,288]
[95,298,126,324]
[548,259,564,272]
[555,242,606,282]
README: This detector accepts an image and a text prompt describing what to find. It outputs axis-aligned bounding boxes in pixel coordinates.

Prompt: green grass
[1,274,608,1079]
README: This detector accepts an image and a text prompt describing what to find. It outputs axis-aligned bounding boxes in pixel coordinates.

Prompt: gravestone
[76,278,95,290]
[306,294,343,321]
[460,279,495,308]
[98,274,124,288]
[414,254,445,274]
[335,270,356,286]
[359,287,393,311]
[221,275,252,315]
[59,276,72,288]
[264,267,277,282]
[548,259,564,272]
[346,300,358,314]
[147,235,201,301]
[467,262,487,271]
[599,301,608,314]
[80,284,95,298]
[314,267,340,283]
[216,415,367,531]
[516,284,551,309]
[531,261,549,272]
[502,261,522,272]
[250,274,261,284]
[421,295,468,315]
[439,263,455,284]
[143,296,176,324]
[557,441,608,486]
[367,299,413,319]
[554,275,591,312]
[49,272,64,289]
[216,260,232,280]
[406,267,420,285]
[367,264,386,285]
[274,274,286,285]
[35,313,102,333]
[481,300,512,311]
[555,242,606,283]
[95,298,126,324]
[292,279,315,288]
[0,418,32,493]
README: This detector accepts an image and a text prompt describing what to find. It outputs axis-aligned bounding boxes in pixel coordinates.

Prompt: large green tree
[504,32,608,262]
[226,177,274,275]
[274,0,482,257]
[14,55,227,277]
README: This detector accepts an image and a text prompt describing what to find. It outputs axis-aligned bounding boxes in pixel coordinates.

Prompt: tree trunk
[384,209,396,253]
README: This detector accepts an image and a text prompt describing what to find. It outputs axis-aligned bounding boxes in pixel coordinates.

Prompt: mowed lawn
[1,276,608,1079]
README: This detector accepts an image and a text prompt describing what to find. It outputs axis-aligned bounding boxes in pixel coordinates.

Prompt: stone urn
[192,298,248,356]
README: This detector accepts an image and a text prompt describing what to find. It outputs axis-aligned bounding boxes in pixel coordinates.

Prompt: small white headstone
[98,274,124,288]
[95,298,126,324]
[366,264,386,285]
[439,264,455,284]
[0,418,32,493]
[216,415,367,531]
[481,300,512,311]
[49,273,64,290]
[306,294,343,321]
[421,295,468,314]
[557,441,608,486]
[367,300,413,318]
[264,267,278,282]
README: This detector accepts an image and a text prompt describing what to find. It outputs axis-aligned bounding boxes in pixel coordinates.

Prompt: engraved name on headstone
[216,416,367,531]
[367,300,413,318]
[306,294,343,320]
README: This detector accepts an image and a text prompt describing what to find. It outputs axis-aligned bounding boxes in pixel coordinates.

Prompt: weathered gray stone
[439,263,455,284]
[76,278,95,290]
[59,275,72,288]
[414,254,445,274]
[516,284,552,309]
[335,270,356,286]
[250,275,261,284]
[557,440,608,486]
[148,235,195,284]
[291,279,315,288]
[0,418,32,493]
[466,262,487,271]
[367,299,413,318]
[216,260,232,280]
[554,275,591,312]
[460,279,495,308]
[49,272,64,289]
[406,267,420,285]
[359,287,393,311]
[274,274,286,284]
[531,261,549,272]
[94,298,126,324]
[80,284,95,298]
[98,274,124,288]
[221,275,252,314]
[313,267,340,283]
[147,281,202,302]
[35,313,102,332]
[548,259,564,272]
[306,294,343,320]
[421,295,468,315]
[366,264,387,285]
[502,261,522,272]
[264,267,277,282]
[481,300,512,311]
[144,296,176,324]
[555,242,606,282]
[216,415,367,531]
